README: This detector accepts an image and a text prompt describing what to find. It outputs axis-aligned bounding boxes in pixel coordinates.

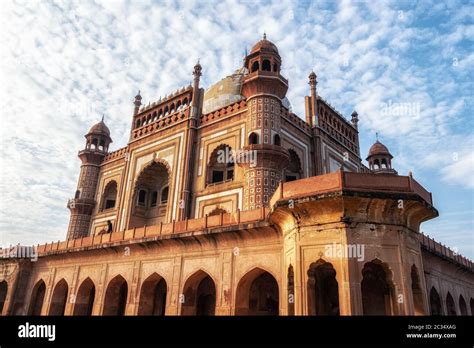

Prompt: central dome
[250,34,279,55]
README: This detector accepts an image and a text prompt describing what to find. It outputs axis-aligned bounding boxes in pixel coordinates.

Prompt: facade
[0,36,473,316]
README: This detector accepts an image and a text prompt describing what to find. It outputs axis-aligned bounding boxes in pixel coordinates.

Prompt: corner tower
[239,34,289,210]
[66,118,112,240]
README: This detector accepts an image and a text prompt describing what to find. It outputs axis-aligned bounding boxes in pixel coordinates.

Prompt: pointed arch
[446,292,456,315]
[285,149,302,182]
[411,265,425,315]
[103,275,128,316]
[129,158,171,228]
[429,287,442,315]
[307,260,339,316]
[101,180,118,210]
[73,278,95,316]
[49,279,68,315]
[0,281,7,314]
[181,270,216,316]
[138,273,167,316]
[207,144,234,185]
[459,295,467,315]
[28,279,46,315]
[235,267,279,315]
[361,259,396,315]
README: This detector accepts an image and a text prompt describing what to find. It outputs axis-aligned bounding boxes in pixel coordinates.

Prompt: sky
[0,0,473,258]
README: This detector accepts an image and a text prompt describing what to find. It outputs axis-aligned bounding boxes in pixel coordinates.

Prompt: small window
[75,190,80,199]
[273,63,278,72]
[138,189,147,206]
[274,134,281,146]
[161,186,169,204]
[249,132,259,145]
[262,59,271,71]
[251,61,259,72]
[212,170,224,183]
[150,191,158,207]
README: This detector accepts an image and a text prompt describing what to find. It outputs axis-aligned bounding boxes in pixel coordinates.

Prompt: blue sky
[0,0,473,258]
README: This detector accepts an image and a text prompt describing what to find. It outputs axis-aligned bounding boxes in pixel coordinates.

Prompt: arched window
[136,119,141,128]
[150,191,158,207]
[130,160,170,228]
[273,63,278,72]
[273,134,281,146]
[137,189,147,206]
[102,181,117,210]
[183,98,188,106]
[75,190,80,199]
[161,186,169,204]
[262,59,271,71]
[170,103,175,113]
[249,132,259,145]
[251,61,259,72]
[164,106,169,116]
[176,101,182,110]
[91,138,98,150]
[158,109,163,118]
[207,145,234,185]
[285,149,302,182]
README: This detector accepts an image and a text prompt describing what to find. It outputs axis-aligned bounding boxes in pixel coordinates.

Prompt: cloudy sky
[0,0,473,258]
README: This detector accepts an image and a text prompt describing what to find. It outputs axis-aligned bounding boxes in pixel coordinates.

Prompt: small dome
[367,140,392,159]
[202,69,246,114]
[88,120,110,136]
[250,36,279,55]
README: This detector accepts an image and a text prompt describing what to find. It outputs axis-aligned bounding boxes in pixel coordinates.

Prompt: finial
[101,114,104,122]
[376,132,379,141]
[263,32,267,40]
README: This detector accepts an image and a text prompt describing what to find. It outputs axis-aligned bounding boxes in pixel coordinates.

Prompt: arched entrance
[138,273,167,315]
[129,159,171,229]
[28,280,46,315]
[459,295,467,315]
[0,281,7,314]
[307,261,339,316]
[429,287,442,315]
[181,271,216,316]
[49,279,68,315]
[411,265,424,315]
[73,278,95,316]
[235,268,279,316]
[446,292,456,315]
[361,260,395,315]
[103,275,128,316]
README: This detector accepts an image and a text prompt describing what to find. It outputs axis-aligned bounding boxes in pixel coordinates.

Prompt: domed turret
[366,138,397,174]
[84,116,112,153]
[242,34,288,99]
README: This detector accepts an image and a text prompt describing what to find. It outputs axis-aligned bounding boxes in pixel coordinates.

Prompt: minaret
[308,71,318,127]
[239,34,289,210]
[351,110,359,130]
[133,90,142,115]
[66,118,112,240]
[178,61,202,220]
